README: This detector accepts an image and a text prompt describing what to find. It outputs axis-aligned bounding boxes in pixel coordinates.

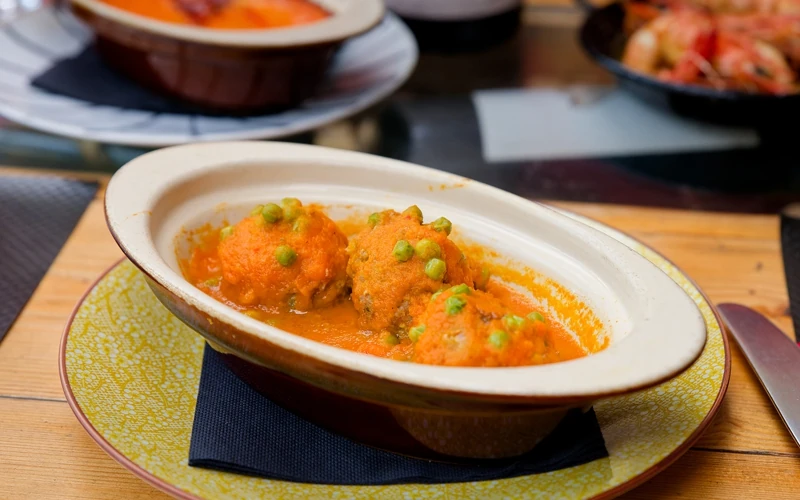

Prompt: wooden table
[1,169,798,499]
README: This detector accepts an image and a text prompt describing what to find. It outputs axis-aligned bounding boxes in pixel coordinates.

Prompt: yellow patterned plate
[59,213,729,500]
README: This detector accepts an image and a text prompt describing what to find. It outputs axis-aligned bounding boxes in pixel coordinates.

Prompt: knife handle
[779,204,800,343]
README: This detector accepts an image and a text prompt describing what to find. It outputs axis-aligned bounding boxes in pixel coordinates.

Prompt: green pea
[425,258,446,281]
[261,203,283,223]
[393,240,414,262]
[275,245,297,267]
[477,267,491,290]
[528,311,546,323]
[445,295,467,315]
[282,197,302,208]
[503,314,526,330]
[368,213,381,227]
[385,333,400,346]
[488,330,509,349]
[449,283,471,295]
[281,198,303,221]
[220,226,234,240]
[431,217,452,235]
[250,204,264,216]
[292,216,311,233]
[409,325,426,342]
[430,290,443,302]
[403,205,423,222]
[415,239,441,260]
[204,277,220,287]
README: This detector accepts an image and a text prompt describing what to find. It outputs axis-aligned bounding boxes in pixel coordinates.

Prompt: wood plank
[554,203,780,241]
[2,397,798,500]
[523,8,585,28]
[620,450,800,499]
[0,397,169,500]
[628,233,787,318]
[524,0,578,9]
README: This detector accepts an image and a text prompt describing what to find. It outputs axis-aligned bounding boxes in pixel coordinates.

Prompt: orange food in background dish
[101,0,330,29]
[346,207,475,337]
[179,201,607,367]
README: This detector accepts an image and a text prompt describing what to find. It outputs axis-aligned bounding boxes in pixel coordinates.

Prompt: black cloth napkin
[188,345,608,485]
[31,45,242,116]
[0,175,97,341]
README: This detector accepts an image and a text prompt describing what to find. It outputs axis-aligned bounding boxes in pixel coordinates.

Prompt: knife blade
[718,303,800,448]
[780,204,800,343]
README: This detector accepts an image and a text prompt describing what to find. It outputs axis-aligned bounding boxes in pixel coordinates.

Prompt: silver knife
[718,303,800,448]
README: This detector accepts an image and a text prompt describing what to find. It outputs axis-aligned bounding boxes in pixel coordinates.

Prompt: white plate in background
[0,7,418,147]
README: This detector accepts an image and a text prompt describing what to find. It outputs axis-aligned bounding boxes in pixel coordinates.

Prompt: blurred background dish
[70,0,384,113]
[619,0,799,95]
[0,4,417,146]
[579,1,800,125]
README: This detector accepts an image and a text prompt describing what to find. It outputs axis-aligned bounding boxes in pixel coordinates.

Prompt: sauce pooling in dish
[180,201,607,367]
[101,0,330,29]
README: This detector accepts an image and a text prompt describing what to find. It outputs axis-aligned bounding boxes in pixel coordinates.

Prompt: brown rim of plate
[59,215,732,500]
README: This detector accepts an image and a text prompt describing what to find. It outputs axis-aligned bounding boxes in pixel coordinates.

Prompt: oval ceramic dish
[104,141,707,460]
[70,0,385,113]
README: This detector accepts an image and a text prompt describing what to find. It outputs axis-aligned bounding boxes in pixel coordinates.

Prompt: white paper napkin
[472,87,760,163]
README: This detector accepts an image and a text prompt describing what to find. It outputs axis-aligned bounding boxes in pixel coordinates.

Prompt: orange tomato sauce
[179,214,607,366]
[102,0,330,29]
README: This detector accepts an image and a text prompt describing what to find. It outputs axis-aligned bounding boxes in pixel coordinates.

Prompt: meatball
[217,198,349,311]
[412,286,550,367]
[346,206,475,335]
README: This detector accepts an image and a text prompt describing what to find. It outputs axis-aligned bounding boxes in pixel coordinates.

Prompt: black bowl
[579,2,800,127]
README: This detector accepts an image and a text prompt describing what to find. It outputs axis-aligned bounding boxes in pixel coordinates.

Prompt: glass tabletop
[2,4,798,214]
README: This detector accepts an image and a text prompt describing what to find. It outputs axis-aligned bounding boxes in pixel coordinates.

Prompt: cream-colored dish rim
[104,141,706,400]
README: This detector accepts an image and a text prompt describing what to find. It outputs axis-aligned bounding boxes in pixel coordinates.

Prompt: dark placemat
[189,345,608,485]
[31,45,236,116]
[0,175,97,341]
